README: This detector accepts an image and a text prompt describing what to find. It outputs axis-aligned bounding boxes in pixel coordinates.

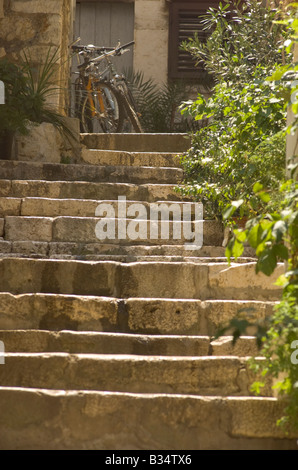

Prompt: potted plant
[0,48,76,160]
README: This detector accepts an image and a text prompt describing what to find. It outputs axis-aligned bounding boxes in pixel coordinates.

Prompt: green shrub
[224,178,298,431]
[177,1,290,219]
[178,0,298,430]
[221,3,298,430]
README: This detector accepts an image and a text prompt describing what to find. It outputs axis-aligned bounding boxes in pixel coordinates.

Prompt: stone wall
[0,0,75,114]
[134,0,169,85]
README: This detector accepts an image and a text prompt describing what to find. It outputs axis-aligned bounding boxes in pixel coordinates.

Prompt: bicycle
[71,40,143,133]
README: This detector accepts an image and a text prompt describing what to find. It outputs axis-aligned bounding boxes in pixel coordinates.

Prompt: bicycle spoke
[80,83,124,133]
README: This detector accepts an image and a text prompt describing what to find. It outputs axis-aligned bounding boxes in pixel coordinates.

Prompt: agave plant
[0,47,75,149]
[124,69,196,133]
[20,47,75,140]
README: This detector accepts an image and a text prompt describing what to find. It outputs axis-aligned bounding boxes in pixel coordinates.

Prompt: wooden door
[74,1,134,72]
[70,2,134,117]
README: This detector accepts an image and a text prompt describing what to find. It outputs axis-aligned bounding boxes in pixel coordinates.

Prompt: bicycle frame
[86,77,104,118]
[72,40,142,132]
[76,54,117,120]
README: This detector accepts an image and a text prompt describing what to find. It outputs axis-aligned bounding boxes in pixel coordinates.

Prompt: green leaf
[231,238,244,260]
[253,182,263,193]
[247,223,262,249]
[234,228,247,242]
[222,199,244,220]
[272,243,289,260]
[272,220,287,242]
[250,381,265,396]
[259,192,271,203]
[256,248,277,276]
[275,274,288,287]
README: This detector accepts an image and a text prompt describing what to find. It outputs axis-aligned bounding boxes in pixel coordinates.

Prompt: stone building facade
[74,0,219,86]
[0,0,221,113]
[0,0,75,114]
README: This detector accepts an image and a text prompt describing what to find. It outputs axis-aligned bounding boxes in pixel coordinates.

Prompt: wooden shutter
[168,1,220,79]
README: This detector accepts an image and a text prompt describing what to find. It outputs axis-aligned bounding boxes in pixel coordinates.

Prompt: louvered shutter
[168,1,220,79]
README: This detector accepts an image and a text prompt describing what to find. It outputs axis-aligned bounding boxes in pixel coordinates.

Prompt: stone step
[0,330,259,357]
[2,216,222,246]
[0,330,210,355]
[1,129,292,451]
[45,255,256,264]
[0,352,270,396]
[0,160,182,185]
[1,197,197,218]
[81,132,191,152]
[81,148,182,167]
[0,388,297,449]
[0,293,275,335]
[0,258,283,300]
[0,180,186,202]
[0,239,256,261]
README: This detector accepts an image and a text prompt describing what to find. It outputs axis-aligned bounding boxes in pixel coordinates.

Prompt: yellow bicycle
[72,41,143,133]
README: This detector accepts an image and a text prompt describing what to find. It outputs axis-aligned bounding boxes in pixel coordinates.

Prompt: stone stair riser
[0,330,211,356]
[0,330,260,357]
[0,258,283,300]
[0,161,183,185]
[0,180,186,202]
[0,388,296,449]
[3,216,223,247]
[81,149,182,167]
[81,132,191,152]
[0,239,257,261]
[0,353,270,396]
[0,293,275,335]
[1,197,197,218]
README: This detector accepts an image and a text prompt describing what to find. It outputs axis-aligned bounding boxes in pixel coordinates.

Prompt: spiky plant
[0,47,76,142]
[124,69,193,133]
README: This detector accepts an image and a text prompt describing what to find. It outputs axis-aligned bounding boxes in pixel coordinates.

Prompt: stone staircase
[0,133,297,450]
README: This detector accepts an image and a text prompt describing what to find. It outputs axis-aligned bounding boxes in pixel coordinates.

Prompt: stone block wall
[134,0,169,85]
[0,0,75,114]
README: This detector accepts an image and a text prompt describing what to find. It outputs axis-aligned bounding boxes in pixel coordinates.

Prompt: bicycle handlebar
[115,40,135,53]
[71,44,114,53]
[73,40,135,72]
[71,40,134,55]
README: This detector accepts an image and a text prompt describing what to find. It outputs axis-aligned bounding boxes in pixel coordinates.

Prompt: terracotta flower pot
[232,216,248,229]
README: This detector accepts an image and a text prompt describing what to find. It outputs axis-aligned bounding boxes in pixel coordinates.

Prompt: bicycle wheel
[80,82,124,133]
[74,77,85,128]
[117,84,143,133]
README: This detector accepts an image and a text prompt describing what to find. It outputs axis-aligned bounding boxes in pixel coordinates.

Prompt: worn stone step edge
[0,197,200,218]
[0,388,297,449]
[0,238,256,258]
[0,353,271,397]
[0,330,260,357]
[80,132,191,152]
[0,293,275,335]
[81,148,182,167]
[0,160,183,185]
[0,257,283,301]
[0,180,188,202]
[2,216,223,247]
[0,252,257,265]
